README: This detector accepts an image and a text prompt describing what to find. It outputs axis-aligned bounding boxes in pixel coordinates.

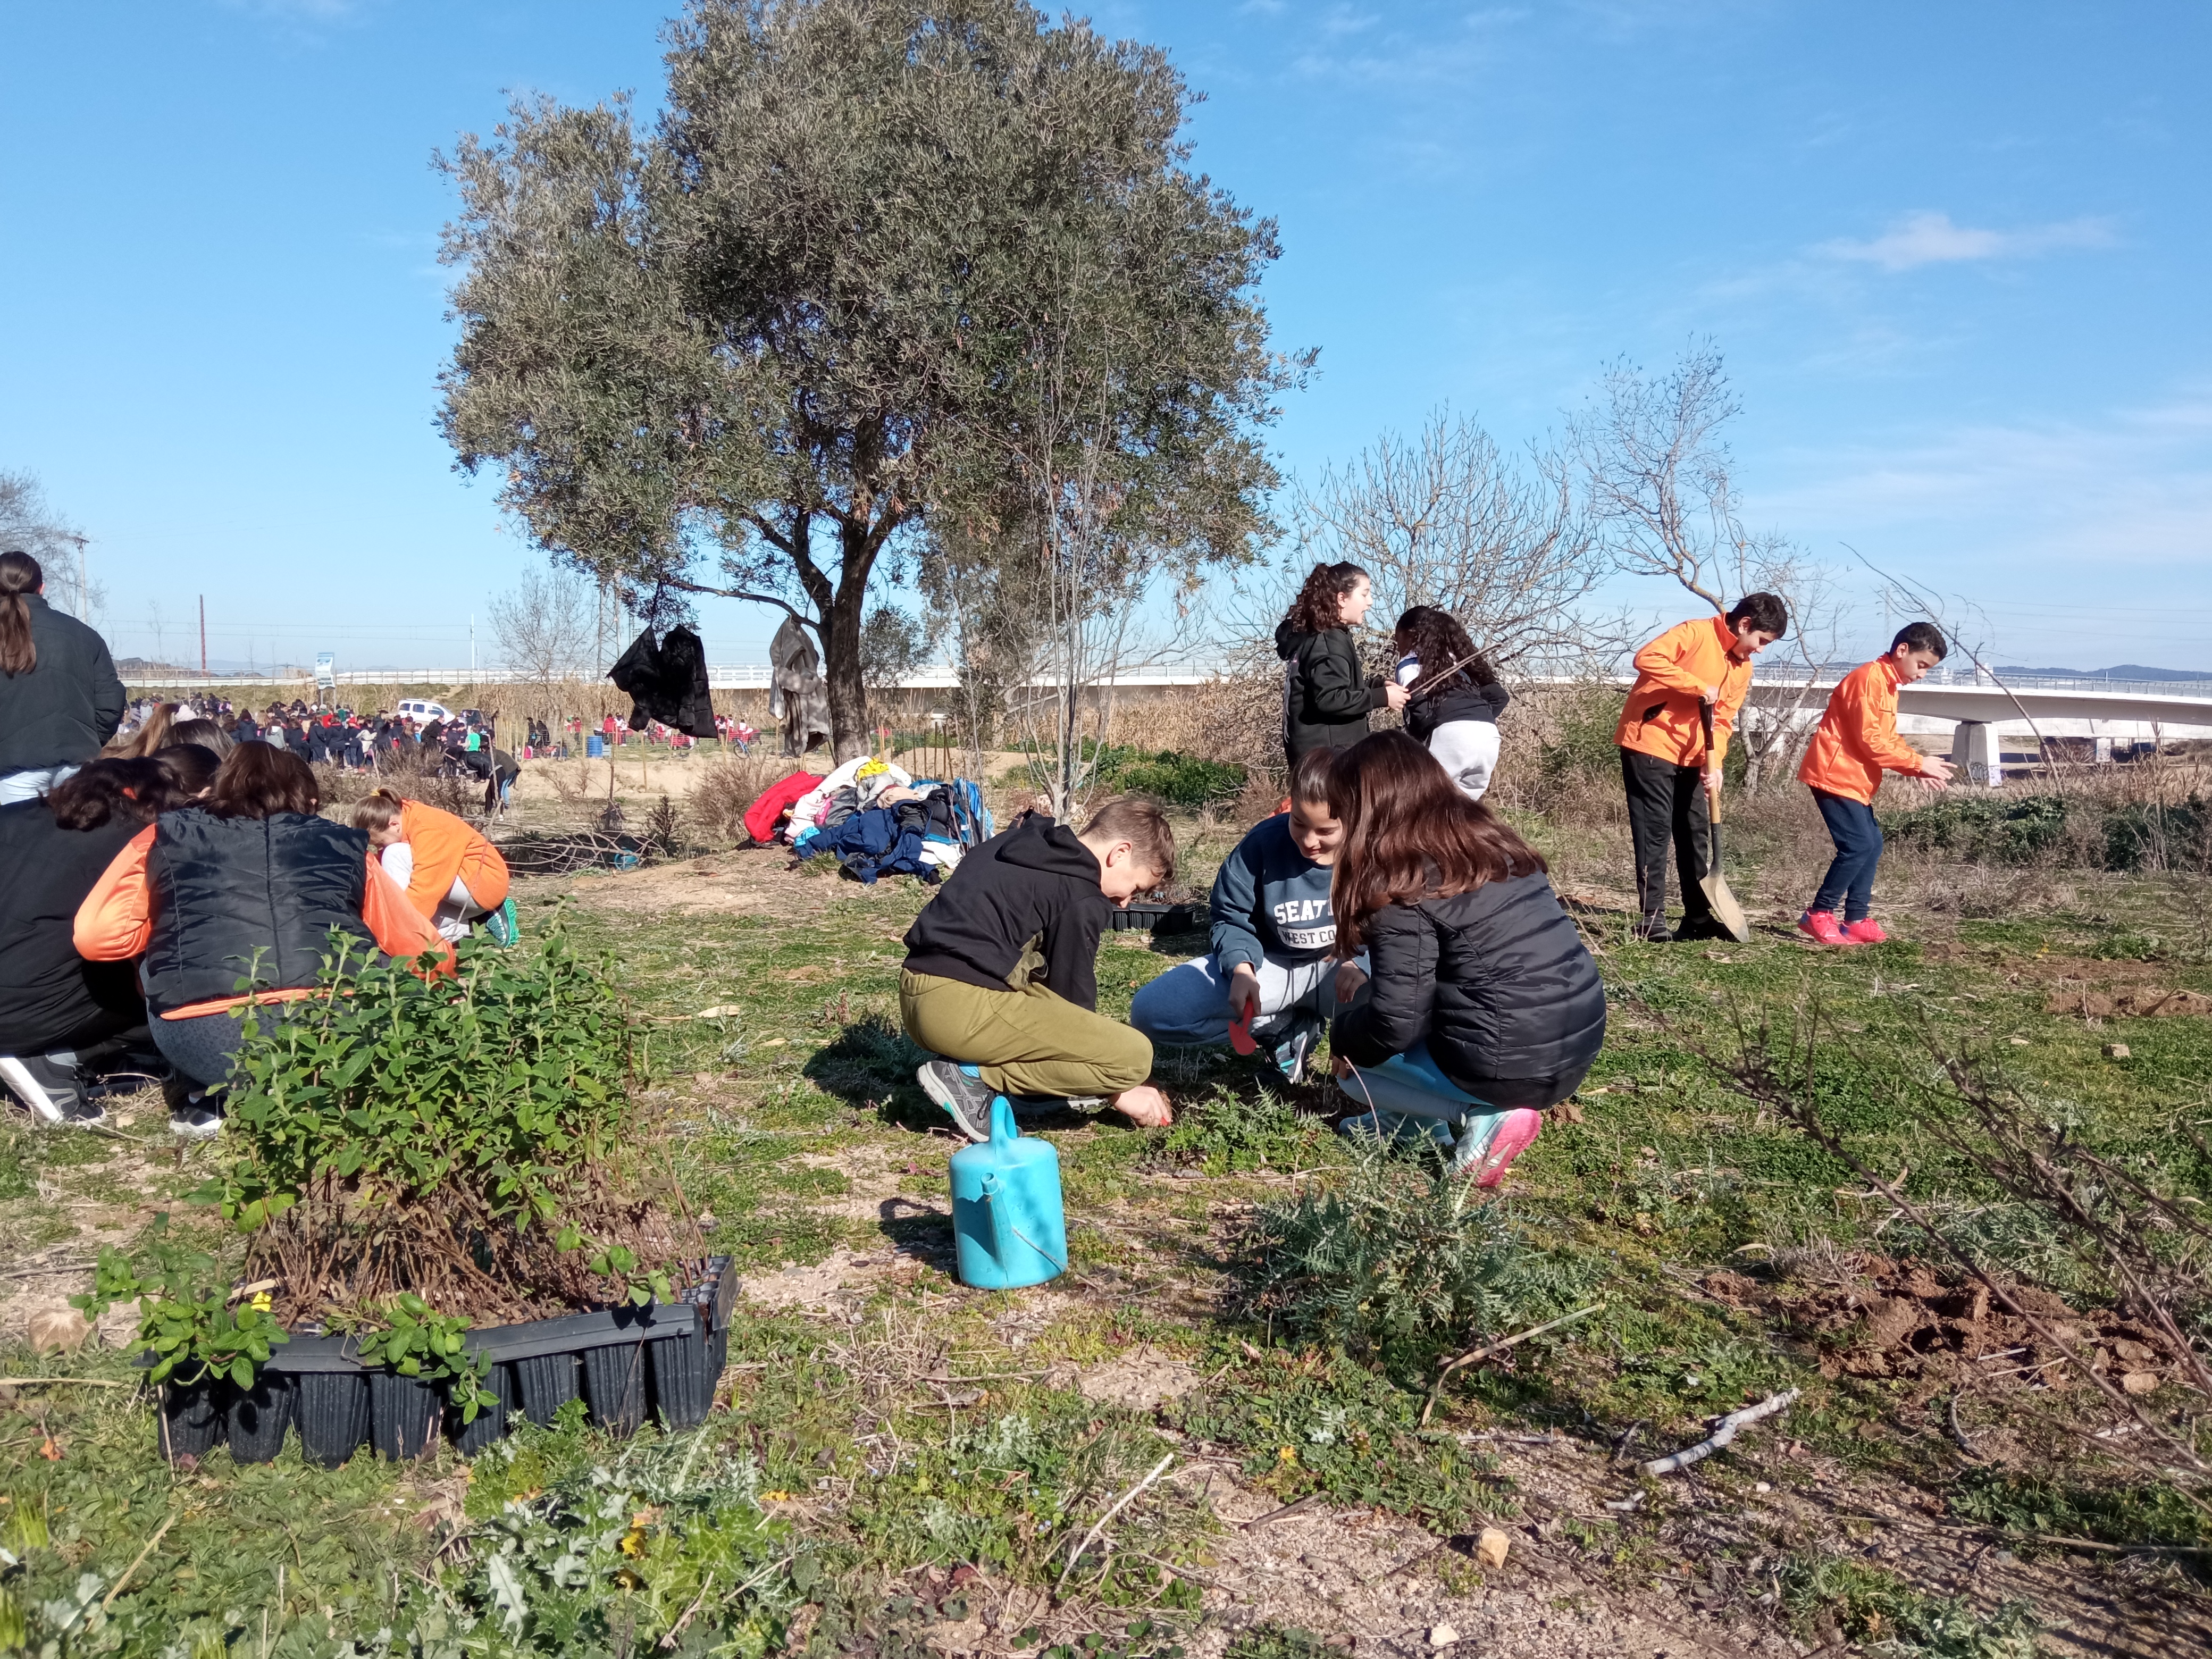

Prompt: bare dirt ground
[732,1182,2210,1659]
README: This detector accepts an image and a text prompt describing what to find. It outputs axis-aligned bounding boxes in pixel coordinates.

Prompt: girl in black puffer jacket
[1276,562,1409,767]
[1392,606,1511,801]
[1326,731,1605,1185]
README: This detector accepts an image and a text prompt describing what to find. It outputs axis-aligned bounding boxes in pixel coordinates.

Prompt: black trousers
[1620,748,1713,922]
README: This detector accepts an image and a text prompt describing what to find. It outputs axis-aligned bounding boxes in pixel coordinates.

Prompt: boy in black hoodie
[902,798,1176,1138]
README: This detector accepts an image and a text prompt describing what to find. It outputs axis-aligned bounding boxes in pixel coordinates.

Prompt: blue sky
[1,1,2205,673]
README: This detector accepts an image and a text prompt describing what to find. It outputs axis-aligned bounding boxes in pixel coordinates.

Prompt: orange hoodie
[74,825,453,1019]
[1615,615,1753,768]
[1797,657,1929,805]
[395,800,511,920]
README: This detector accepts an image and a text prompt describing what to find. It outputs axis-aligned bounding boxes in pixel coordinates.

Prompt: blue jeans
[1130,951,1365,1049]
[1333,1043,1573,1173]
[1811,789,1883,923]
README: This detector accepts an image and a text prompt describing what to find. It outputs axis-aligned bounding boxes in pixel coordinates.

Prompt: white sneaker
[169,1094,224,1141]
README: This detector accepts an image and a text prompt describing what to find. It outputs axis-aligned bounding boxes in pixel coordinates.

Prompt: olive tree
[439,0,1292,760]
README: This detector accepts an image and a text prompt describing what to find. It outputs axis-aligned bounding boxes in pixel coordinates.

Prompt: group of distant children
[892,558,1958,1184]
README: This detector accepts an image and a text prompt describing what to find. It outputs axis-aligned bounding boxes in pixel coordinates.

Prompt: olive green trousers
[899,968,1152,1101]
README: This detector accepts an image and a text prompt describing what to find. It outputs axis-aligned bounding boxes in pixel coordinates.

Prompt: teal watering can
[950,1095,1068,1289]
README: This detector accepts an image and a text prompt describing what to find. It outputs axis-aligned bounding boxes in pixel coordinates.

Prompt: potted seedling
[73,1217,292,1463]
[86,920,734,1470]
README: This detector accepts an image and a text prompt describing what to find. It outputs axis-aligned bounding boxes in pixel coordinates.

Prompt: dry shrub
[1140,668,1284,784]
[685,752,790,844]
[312,751,481,820]
[1880,849,2080,919]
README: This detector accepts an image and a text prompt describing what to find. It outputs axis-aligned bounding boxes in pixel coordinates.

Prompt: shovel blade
[1699,872,1751,943]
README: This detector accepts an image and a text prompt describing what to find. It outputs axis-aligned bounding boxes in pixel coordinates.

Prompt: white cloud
[1752,392,2212,663]
[1817,210,2116,272]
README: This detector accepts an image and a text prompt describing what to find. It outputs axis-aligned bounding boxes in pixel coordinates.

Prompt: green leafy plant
[1160,1084,1317,1174]
[1036,1620,1188,1659]
[555,1230,675,1309]
[1779,1553,2037,1658]
[1090,746,1247,809]
[215,924,633,1236]
[362,1436,803,1654]
[202,921,696,1327]
[1882,793,2070,866]
[351,1294,499,1423]
[70,1215,290,1387]
[1240,1149,1587,1361]
[1171,1345,1504,1529]
[1221,1624,1334,1659]
[2102,793,2211,874]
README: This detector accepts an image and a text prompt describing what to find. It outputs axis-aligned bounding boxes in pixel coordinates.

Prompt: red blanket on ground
[742,769,825,845]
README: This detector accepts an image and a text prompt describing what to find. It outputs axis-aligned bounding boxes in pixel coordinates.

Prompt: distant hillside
[1996,664,2212,682]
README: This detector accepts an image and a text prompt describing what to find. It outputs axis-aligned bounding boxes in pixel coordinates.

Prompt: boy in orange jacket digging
[1797,622,1957,945]
[1615,594,1789,941]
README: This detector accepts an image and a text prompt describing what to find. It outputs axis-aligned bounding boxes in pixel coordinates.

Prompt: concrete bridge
[1740,674,2212,785]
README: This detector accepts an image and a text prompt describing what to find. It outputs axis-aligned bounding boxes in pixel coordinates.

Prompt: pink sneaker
[1841,918,1888,944]
[1798,909,1851,945]
[1461,1108,1543,1188]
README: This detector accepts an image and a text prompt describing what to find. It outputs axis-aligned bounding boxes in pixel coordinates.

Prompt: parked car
[396,699,453,724]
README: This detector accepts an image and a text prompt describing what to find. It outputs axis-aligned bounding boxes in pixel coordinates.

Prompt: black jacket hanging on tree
[607,625,719,739]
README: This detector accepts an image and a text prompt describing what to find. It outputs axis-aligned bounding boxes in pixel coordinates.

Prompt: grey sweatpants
[1426,721,1500,801]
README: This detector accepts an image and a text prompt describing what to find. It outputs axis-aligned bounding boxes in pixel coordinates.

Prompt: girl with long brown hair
[1275,561,1408,767]
[0,550,127,806]
[1325,731,1605,1185]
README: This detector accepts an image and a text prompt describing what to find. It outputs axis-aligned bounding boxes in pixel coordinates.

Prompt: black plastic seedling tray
[1104,901,1203,934]
[155,1255,738,1465]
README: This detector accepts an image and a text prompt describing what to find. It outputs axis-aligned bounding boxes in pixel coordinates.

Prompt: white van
[396,699,454,724]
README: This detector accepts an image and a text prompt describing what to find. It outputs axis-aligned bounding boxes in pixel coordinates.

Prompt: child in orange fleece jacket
[1797,622,1958,945]
[1615,594,1789,941]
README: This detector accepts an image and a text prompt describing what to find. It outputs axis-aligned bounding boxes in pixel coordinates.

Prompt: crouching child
[352,788,517,945]
[903,797,1175,1138]
[1326,732,1606,1186]
[1130,748,1367,1083]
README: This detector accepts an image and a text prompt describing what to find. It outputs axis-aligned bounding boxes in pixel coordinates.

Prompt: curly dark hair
[1282,562,1370,636]
[1391,606,1494,694]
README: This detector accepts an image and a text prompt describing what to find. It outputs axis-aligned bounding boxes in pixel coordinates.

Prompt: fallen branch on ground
[1420,1303,1605,1427]
[1640,1389,1800,1478]
[1055,1452,1175,1595]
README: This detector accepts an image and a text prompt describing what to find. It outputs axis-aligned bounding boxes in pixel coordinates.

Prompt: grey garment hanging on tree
[607,624,719,739]
[768,616,832,757]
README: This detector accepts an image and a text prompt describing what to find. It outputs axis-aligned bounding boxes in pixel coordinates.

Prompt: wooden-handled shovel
[1697,702,1751,943]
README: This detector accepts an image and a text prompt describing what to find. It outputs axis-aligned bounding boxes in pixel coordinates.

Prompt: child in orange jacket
[1615,594,1788,941]
[351,789,516,945]
[1796,623,1957,945]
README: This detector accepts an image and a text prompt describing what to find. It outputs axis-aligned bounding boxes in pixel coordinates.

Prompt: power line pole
[199,595,207,677]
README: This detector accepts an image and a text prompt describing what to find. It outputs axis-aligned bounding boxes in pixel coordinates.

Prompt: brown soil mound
[2043,986,2212,1019]
[1703,1254,2173,1403]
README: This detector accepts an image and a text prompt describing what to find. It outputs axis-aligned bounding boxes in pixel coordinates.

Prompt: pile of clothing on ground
[741,755,993,884]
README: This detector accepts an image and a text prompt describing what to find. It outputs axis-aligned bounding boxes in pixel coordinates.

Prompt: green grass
[8,836,2212,1652]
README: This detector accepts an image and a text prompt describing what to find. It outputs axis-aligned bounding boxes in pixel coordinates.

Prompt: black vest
[143,809,374,1012]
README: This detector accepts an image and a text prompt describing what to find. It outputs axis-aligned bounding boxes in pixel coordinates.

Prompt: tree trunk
[823,530,873,762]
